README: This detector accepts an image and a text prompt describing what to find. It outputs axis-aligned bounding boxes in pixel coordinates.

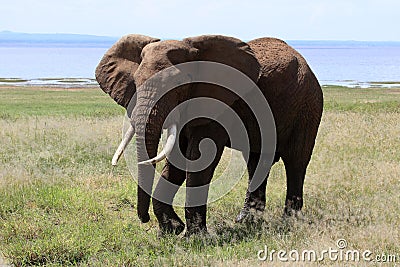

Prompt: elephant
[95,34,323,236]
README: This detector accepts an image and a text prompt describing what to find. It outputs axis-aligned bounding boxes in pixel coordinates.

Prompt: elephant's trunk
[138,124,177,165]
[134,84,169,223]
[136,135,159,223]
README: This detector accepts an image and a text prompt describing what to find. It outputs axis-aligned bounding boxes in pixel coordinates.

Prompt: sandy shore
[0,85,99,91]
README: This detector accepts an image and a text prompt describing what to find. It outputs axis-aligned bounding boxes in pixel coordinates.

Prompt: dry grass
[0,86,399,266]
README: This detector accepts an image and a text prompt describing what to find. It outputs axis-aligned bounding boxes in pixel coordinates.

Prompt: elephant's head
[95,34,160,108]
[96,34,261,223]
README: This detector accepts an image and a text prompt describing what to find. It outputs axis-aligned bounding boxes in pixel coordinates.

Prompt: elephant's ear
[183,35,260,104]
[181,35,260,126]
[95,34,160,108]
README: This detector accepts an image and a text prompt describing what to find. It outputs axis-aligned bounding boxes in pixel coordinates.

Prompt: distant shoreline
[0,78,98,88]
[2,36,399,84]
[0,78,399,89]
[320,80,400,88]
[2,31,400,45]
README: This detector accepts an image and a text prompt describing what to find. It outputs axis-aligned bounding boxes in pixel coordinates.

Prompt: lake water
[0,40,399,87]
[291,41,400,87]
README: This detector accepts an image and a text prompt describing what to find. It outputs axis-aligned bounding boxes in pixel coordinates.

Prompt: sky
[1,0,399,41]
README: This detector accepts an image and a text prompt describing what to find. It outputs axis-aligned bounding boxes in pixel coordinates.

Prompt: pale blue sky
[2,0,399,41]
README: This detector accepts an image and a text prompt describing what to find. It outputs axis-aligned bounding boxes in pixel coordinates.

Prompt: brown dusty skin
[96,35,323,235]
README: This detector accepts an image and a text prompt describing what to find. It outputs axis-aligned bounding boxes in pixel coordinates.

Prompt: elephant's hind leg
[282,157,307,216]
[236,152,268,222]
[281,118,319,216]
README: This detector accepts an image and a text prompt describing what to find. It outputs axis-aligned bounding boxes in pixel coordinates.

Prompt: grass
[0,86,399,266]
[322,85,400,112]
[0,86,124,118]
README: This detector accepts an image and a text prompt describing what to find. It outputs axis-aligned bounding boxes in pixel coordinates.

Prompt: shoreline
[321,80,400,88]
[1,78,400,89]
[0,78,98,88]
[0,85,97,91]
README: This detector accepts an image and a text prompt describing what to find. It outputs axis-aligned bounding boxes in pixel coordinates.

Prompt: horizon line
[1,30,400,43]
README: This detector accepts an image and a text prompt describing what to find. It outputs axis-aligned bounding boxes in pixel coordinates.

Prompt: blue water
[290,41,400,86]
[0,43,111,80]
[0,39,399,87]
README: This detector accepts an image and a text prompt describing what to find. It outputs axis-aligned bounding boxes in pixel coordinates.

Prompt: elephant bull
[95,34,323,236]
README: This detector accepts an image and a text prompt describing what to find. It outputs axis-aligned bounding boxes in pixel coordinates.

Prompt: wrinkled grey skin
[96,34,323,236]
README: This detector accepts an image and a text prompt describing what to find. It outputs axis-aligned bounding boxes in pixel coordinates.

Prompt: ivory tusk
[138,124,177,165]
[112,124,135,166]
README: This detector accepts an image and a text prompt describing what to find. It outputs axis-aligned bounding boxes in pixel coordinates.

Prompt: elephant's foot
[183,226,209,238]
[236,207,249,223]
[158,215,185,236]
[184,206,208,237]
[236,206,264,223]
[236,196,266,223]
[284,196,303,218]
[154,202,185,235]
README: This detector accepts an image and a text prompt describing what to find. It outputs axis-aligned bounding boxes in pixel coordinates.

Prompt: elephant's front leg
[152,161,186,235]
[184,125,227,236]
[152,135,188,235]
[236,152,269,222]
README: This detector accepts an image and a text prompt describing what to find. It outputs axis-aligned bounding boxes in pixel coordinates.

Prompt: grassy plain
[0,85,399,266]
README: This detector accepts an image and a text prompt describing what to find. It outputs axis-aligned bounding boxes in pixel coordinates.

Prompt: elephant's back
[249,38,298,67]
[248,37,323,151]
[248,37,307,84]
[248,37,321,101]
[248,38,305,109]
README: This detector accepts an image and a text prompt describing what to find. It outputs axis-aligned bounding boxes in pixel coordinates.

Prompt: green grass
[322,86,400,112]
[0,86,399,266]
[0,87,124,118]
